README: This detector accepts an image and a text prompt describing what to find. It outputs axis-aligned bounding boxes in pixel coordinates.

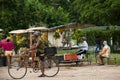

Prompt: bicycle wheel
[8,57,27,79]
[44,56,59,77]
[33,61,40,73]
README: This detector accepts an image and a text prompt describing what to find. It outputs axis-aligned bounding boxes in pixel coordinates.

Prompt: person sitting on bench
[96,41,110,65]
[77,37,88,60]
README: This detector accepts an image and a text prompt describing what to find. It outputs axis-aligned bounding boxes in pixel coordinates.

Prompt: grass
[112,53,120,65]
[57,49,120,65]
[57,49,77,55]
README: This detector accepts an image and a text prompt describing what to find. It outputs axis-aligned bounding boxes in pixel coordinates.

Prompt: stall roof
[0,29,3,32]
[9,30,28,34]
[50,23,95,30]
[27,27,49,31]
[50,23,75,30]
[82,26,120,32]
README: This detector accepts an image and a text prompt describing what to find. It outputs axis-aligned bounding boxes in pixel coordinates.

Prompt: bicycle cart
[57,51,92,65]
[8,47,59,79]
[8,28,60,79]
[32,47,59,77]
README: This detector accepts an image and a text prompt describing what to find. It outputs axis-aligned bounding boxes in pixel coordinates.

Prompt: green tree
[71,29,84,45]
[0,0,16,32]
[70,0,120,25]
[0,0,69,32]
[43,6,69,28]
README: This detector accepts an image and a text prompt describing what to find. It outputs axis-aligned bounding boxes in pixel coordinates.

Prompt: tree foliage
[71,29,85,45]
[0,0,69,32]
[0,0,120,32]
[70,0,120,25]
[83,26,120,52]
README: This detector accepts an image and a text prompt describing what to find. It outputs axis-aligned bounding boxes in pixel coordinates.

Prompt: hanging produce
[53,32,60,40]
[41,33,48,41]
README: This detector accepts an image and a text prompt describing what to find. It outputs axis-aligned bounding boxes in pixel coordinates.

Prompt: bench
[107,56,116,65]
[101,56,116,65]
[81,52,92,65]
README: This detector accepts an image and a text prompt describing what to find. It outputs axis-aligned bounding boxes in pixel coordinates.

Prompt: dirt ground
[0,63,120,80]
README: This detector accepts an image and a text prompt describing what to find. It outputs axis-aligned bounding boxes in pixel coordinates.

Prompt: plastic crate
[64,54,77,61]
[71,54,78,60]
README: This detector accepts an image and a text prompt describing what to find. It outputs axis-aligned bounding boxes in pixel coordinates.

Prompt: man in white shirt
[77,37,88,60]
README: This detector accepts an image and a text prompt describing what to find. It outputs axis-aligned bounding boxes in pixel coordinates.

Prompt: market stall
[27,27,49,47]
[0,29,3,32]
[9,29,32,53]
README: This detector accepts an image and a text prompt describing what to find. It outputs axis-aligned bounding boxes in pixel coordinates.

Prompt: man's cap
[33,31,39,36]
[82,36,86,40]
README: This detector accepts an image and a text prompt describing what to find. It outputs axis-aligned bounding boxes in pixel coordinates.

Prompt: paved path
[0,64,120,80]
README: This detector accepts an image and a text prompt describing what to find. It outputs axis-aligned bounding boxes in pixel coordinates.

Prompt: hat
[82,36,86,40]
[33,31,39,36]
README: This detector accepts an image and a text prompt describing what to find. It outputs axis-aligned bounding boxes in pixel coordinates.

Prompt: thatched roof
[50,23,95,30]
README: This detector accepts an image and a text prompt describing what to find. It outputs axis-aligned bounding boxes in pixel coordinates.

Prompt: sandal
[38,74,46,77]
[97,63,104,66]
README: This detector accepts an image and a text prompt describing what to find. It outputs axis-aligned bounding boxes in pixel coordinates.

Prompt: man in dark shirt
[30,32,46,77]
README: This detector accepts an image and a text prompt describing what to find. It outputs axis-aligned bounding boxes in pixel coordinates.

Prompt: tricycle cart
[57,52,92,65]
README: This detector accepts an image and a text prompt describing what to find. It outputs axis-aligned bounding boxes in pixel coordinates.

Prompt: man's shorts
[100,55,106,58]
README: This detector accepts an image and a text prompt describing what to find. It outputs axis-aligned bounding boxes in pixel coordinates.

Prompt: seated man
[94,36,102,57]
[77,37,88,60]
[96,41,110,65]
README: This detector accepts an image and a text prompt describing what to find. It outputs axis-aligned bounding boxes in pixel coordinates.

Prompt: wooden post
[30,32,32,48]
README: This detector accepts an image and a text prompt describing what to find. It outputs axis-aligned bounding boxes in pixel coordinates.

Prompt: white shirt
[79,41,88,50]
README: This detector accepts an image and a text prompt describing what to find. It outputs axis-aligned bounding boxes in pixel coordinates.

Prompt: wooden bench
[102,56,117,65]
[107,56,116,65]
[80,52,92,65]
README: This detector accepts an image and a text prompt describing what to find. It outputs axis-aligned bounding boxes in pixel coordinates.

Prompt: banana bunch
[17,37,27,46]
[55,28,66,33]
[53,32,60,39]
[10,34,13,41]
[41,33,48,41]
[16,34,21,41]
